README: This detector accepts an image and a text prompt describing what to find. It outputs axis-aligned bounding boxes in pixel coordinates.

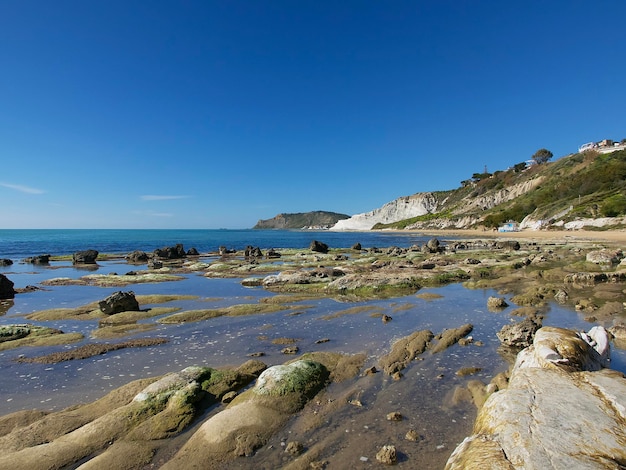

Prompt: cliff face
[332,193,440,230]
[254,211,350,229]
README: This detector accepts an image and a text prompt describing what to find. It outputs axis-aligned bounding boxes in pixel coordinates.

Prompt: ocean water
[0,229,437,260]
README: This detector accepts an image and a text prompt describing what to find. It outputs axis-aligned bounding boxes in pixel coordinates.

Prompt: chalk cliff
[332,193,440,230]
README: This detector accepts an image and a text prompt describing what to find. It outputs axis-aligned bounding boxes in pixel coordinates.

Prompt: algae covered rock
[162,360,330,468]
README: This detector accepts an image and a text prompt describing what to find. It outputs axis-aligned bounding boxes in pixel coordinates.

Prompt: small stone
[362,366,377,376]
[386,411,403,421]
[315,338,330,344]
[487,296,508,311]
[285,441,304,455]
[221,391,237,404]
[382,314,392,323]
[375,445,397,465]
[281,346,299,355]
[392,371,404,381]
[405,429,421,441]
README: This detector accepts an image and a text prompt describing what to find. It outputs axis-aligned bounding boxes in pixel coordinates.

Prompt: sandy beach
[412,228,626,244]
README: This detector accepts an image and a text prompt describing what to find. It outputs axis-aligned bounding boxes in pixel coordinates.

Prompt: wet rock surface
[446,326,626,469]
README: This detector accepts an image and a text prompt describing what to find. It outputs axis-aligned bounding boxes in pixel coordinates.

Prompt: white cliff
[332,193,439,231]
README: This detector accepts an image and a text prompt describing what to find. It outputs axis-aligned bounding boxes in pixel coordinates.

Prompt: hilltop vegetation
[373,149,626,230]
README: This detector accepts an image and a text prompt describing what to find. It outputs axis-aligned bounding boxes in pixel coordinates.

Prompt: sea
[0,228,439,260]
[0,228,624,466]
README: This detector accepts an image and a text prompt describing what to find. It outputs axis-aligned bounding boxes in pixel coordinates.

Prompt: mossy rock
[253,360,329,400]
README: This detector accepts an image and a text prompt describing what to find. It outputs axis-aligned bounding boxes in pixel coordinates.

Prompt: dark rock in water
[0,259,13,266]
[352,242,362,251]
[154,244,186,259]
[187,247,199,256]
[244,246,263,258]
[266,248,281,259]
[73,250,98,264]
[0,274,16,300]
[497,317,542,349]
[496,240,521,251]
[218,246,236,255]
[126,251,149,263]
[23,254,50,264]
[310,240,329,253]
[148,258,163,269]
[98,291,140,315]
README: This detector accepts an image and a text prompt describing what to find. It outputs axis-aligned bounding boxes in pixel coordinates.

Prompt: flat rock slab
[446,327,626,469]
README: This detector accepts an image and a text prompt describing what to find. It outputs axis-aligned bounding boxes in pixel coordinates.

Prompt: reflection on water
[1,260,625,467]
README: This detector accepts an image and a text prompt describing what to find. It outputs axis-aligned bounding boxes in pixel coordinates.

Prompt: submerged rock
[73,250,99,264]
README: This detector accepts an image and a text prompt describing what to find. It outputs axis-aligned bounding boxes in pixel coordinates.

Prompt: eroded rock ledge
[445,326,626,469]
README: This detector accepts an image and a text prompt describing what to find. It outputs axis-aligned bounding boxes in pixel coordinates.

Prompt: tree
[532,148,553,165]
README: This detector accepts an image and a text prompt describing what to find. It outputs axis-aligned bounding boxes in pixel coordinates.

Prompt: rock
[446,327,625,470]
[221,391,237,404]
[487,296,508,311]
[154,244,186,259]
[375,445,397,465]
[161,360,329,468]
[266,248,281,259]
[554,289,569,303]
[423,237,441,253]
[430,324,473,353]
[285,441,304,455]
[386,411,403,421]
[608,323,626,349]
[565,272,626,285]
[148,258,163,269]
[496,317,542,349]
[98,291,140,315]
[352,242,362,251]
[186,247,199,256]
[586,248,623,265]
[310,240,329,253]
[379,329,434,375]
[244,246,263,258]
[72,249,99,264]
[0,274,16,300]
[126,251,149,263]
[218,246,235,255]
[495,240,520,250]
[382,314,392,323]
[281,346,299,355]
[0,259,13,266]
[23,254,50,264]
[405,429,421,441]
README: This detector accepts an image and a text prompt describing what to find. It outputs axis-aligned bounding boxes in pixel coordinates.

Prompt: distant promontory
[253,211,350,230]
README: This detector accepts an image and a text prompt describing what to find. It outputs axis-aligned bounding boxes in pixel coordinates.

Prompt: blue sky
[1,1,625,229]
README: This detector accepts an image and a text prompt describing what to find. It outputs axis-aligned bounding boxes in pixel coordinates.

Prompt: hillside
[334,149,626,231]
[253,211,350,229]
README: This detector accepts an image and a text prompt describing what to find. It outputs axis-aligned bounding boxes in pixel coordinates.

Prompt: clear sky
[1,1,625,229]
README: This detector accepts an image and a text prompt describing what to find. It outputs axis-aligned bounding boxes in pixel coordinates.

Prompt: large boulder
[446,326,625,469]
[98,291,140,315]
[126,251,149,264]
[586,248,623,265]
[310,240,329,253]
[0,259,13,266]
[0,274,16,299]
[23,254,50,265]
[496,317,542,349]
[153,244,186,259]
[73,250,99,264]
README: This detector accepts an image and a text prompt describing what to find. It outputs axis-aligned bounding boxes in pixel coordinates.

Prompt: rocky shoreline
[0,232,625,468]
